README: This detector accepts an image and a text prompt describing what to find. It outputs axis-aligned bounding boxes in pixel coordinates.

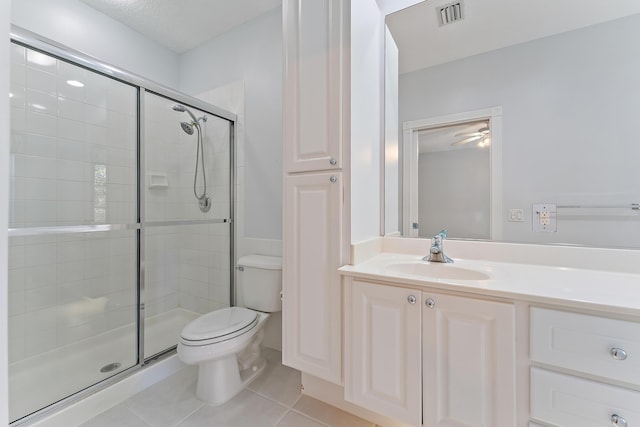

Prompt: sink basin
[384,261,491,281]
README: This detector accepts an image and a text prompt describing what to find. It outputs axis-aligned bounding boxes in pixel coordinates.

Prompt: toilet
[177,254,282,405]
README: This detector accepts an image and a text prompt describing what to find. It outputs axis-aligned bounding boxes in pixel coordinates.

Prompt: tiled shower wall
[8,43,138,363]
[143,93,231,319]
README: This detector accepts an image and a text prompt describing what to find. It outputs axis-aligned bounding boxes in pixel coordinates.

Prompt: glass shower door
[7,43,139,422]
[142,92,233,358]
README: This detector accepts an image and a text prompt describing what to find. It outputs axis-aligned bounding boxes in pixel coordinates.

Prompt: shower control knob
[329,176,337,183]
[329,158,337,166]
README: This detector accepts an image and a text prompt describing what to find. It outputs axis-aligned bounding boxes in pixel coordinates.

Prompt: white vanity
[339,237,640,427]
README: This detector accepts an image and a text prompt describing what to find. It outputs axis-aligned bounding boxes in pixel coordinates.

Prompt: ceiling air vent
[437,1,464,26]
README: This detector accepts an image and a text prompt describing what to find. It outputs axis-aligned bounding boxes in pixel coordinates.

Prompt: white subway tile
[58,97,84,121]
[58,117,85,142]
[56,159,84,181]
[26,88,58,115]
[10,83,25,109]
[26,155,57,180]
[85,104,108,127]
[11,107,26,133]
[25,177,56,201]
[26,50,57,73]
[26,134,57,158]
[26,110,57,136]
[26,67,57,95]
[26,286,57,311]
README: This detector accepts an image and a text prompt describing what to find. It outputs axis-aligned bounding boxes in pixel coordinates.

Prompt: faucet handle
[438,229,448,239]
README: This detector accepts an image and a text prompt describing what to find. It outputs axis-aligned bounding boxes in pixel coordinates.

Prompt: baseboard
[301,373,411,427]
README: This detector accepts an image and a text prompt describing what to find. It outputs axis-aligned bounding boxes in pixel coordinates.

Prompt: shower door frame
[8,25,237,425]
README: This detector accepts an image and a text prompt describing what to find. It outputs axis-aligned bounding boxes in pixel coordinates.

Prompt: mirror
[384,0,640,249]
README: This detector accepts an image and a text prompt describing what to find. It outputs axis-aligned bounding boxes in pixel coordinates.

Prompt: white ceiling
[387,0,640,74]
[79,0,282,54]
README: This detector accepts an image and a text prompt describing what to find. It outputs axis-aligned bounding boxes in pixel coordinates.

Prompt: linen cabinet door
[345,280,422,427]
[283,0,348,173]
[282,171,342,384]
[422,293,516,427]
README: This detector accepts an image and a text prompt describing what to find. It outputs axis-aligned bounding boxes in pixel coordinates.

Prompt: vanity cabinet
[530,307,640,426]
[345,280,422,426]
[344,279,517,427]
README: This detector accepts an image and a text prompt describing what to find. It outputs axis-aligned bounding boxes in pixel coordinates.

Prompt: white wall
[384,27,399,235]
[399,14,640,248]
[178,8,282,241]
[11,0,180,89]
[1,2,11,424]
[351,0,384,243]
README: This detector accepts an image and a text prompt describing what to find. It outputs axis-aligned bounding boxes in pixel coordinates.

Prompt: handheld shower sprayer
[172,104,211,212]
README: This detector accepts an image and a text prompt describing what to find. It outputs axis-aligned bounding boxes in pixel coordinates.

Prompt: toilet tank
[237,255,282,313]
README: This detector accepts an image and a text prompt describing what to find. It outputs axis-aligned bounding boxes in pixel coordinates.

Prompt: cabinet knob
[329,158,337,166]
[425,298,436,308]
[611,414,627,427]
[407,295,416,304]
[611,348,628,361]
[329,176,337,183]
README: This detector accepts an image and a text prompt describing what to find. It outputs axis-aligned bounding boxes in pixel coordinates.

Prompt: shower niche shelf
[148,173,169,189]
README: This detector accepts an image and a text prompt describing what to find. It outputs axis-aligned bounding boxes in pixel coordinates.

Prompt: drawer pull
[611,348,628,361]
[612,414,627,427]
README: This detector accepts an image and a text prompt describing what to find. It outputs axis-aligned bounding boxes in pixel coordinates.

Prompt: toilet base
[193,325,267,405]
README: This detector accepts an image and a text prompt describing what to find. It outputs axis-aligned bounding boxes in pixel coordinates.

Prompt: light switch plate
[508,209,524,222]
[532,203,557,232]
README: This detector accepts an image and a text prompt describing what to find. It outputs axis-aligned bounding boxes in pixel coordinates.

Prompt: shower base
[9,308,200,423]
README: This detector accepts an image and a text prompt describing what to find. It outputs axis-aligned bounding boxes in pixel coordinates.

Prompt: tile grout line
[271,408,291,427]
[169,400,206,427]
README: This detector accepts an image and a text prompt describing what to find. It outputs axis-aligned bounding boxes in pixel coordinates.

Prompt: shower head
[173,104,199,125]
[180,121,195,135]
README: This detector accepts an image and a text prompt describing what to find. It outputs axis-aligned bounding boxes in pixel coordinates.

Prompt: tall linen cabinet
[282,0,350,385]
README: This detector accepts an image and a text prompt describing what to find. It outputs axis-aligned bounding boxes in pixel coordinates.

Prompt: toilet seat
[180,307,258,347]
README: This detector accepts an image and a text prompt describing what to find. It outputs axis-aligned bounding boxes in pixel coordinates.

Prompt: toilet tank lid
[237,254,282,270]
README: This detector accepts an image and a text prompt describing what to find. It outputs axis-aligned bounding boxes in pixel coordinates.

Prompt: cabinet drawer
[531,368,640,427]
[531,307,640,385]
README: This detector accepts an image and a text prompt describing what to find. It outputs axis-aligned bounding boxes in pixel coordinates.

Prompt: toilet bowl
[177,254,282,405]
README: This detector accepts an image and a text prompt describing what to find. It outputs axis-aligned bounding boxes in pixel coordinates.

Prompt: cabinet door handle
[407,295,416,304]
[329,158,337,166]
[329,176,337,183]
[611,414,627,427]
[611,348,628,361]
[425,298,436,308]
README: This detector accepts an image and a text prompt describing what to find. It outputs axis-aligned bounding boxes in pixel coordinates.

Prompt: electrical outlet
[532,203,557,232]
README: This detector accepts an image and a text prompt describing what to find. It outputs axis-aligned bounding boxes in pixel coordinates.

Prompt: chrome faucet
[423,230,454,263]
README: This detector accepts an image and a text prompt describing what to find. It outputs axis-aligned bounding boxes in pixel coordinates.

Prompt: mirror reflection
[384,1,640,248]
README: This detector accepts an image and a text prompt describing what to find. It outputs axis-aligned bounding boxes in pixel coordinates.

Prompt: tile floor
[82,348,380,427]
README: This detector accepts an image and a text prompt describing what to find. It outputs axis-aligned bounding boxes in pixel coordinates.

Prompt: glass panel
[143,93,232,358]
[144,223,231,357]
[8,44,138,422]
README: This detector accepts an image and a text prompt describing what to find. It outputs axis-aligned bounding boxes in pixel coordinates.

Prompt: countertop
[339,252,640,315]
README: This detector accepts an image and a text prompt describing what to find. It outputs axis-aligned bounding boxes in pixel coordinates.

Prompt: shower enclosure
[7,27,235,423]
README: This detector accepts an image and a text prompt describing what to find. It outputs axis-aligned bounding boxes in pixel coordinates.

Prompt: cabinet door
[345,280,422,427]
[422,293,516,427]
[282,172,342,384]
[283,0,347,173]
